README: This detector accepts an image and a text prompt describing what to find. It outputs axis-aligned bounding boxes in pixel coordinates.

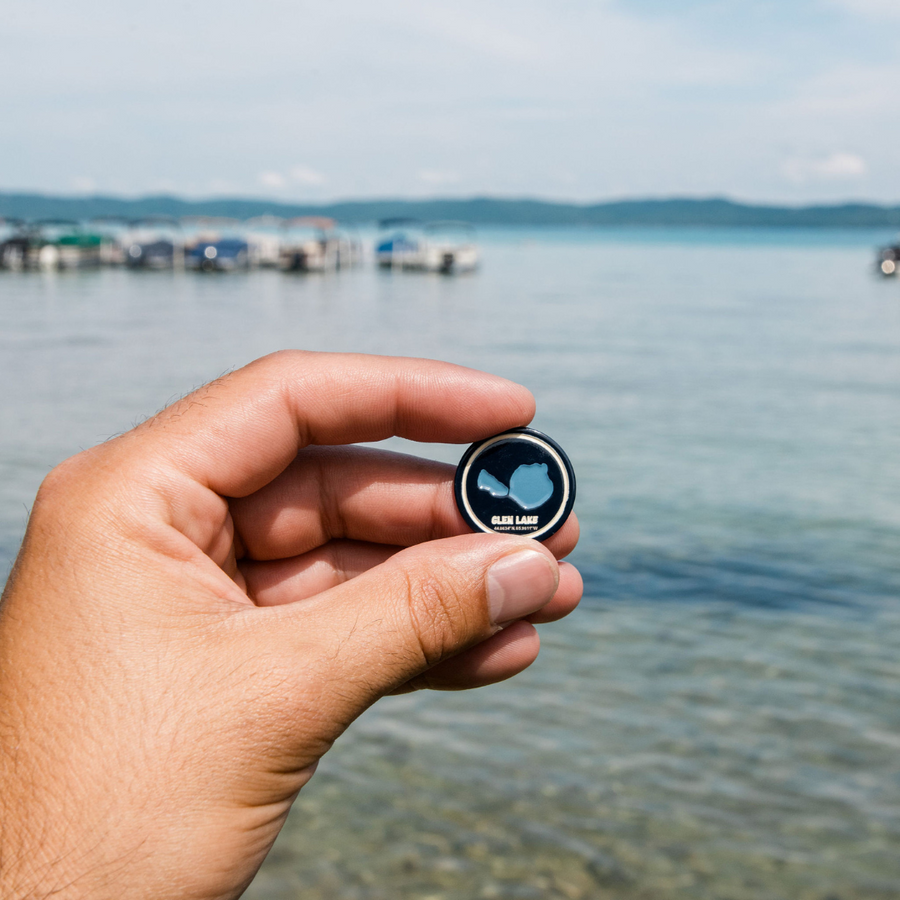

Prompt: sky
[1,0,899,204]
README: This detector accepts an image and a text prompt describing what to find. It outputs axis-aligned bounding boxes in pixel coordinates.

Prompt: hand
[0,351,581,900]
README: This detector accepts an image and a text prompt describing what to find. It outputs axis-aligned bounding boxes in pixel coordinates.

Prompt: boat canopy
[285,216,336,231]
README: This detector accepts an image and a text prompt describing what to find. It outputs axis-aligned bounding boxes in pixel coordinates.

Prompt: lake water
[2,229,900,899]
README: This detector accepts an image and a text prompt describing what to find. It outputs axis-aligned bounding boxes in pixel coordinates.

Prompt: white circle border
[460,432,571,540]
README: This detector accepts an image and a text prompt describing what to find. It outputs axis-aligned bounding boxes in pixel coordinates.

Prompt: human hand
[0,351,581,900]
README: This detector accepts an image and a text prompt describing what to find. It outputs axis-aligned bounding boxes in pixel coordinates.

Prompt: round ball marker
[454,427,576,541]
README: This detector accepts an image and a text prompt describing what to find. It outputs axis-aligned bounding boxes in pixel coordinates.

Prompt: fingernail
[487,550,558,625]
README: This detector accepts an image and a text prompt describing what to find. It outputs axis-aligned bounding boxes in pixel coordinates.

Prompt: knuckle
[29,452,106,542]
[35,452,93,506]
[32,446,139,535]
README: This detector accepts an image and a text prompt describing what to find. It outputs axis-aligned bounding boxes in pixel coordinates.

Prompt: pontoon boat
[183,218,249,272]
[280,217,341,272]
[375,218,423,269]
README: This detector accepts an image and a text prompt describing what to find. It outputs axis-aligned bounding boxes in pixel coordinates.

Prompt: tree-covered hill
[2,193,900,228]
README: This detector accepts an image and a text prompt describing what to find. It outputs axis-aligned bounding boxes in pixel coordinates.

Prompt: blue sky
[1,0,898,203]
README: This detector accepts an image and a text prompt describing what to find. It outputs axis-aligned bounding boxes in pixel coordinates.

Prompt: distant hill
[2,193,900,228]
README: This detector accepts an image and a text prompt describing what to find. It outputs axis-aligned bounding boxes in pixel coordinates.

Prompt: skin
[0,351,581,900]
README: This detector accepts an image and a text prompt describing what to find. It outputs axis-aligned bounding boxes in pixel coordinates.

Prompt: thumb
[270,534,559,720]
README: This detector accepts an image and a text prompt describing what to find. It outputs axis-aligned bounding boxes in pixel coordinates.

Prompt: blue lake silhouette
[477,463,554,510]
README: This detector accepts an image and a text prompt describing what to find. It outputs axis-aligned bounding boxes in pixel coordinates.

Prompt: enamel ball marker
[454,427,576,542]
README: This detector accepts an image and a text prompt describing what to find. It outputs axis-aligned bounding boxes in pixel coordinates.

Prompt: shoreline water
[2,229,899,898]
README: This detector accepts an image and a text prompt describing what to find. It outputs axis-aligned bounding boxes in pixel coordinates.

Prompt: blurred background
[2,2,900,899]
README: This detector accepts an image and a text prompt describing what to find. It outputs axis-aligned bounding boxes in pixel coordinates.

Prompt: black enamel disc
[454,427,576,541]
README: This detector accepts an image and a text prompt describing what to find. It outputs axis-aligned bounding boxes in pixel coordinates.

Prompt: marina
[0,215,470,275]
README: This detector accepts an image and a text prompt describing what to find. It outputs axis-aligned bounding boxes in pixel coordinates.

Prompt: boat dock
[0,216,479,275]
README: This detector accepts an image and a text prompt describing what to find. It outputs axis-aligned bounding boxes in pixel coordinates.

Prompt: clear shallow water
[1,229,899,898]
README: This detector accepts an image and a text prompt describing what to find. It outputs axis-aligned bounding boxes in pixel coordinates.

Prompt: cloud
[258,166,326,193]
[417,170,460,187]
[258,171,287,189]
[829,0,900,20]
[781,152,868,182]
[289,165,326,187]
[70,176,97,194]
[3,0,900,202]
[394,2,545,65]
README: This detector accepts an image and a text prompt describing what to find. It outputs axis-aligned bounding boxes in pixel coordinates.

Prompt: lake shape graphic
[477,463,554,511]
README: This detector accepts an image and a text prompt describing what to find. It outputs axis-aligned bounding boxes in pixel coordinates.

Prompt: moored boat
[418,221,479,274]
[375,218,423,269]
[89,216,132,266]
[32,220,103,270]
[877,242,900,276]
[245,216,285,268]
[280,217,341,272]
[0,219,29,270]
[183,218,249,272]
[123,217,184,269]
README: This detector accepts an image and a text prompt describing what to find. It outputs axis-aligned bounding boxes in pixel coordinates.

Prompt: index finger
[137,350,536,498]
